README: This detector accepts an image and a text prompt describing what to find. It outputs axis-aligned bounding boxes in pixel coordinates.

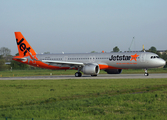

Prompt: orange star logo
[130,53,139,61]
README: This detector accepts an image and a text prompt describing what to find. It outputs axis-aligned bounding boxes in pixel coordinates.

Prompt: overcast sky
[1,0,167,55]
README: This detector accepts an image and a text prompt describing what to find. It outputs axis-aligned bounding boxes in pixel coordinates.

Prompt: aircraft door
[63,56,68,61]
[140,53,146,62]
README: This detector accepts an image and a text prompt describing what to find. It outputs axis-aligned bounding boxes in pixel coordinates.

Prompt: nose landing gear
[144,69,149,76]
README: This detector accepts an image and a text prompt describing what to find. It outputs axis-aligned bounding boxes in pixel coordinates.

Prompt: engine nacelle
[104,69,122,74]
[81,64,100,75]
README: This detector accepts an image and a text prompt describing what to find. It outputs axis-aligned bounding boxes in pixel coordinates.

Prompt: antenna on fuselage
[128,37,135,51]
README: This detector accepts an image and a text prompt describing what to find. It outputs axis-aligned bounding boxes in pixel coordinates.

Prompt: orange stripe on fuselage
[98,64,122,69]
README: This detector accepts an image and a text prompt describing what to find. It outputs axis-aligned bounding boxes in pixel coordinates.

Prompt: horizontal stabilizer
[13,56,27,62]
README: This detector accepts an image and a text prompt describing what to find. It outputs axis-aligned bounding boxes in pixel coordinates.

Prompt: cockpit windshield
[150,56,159,59]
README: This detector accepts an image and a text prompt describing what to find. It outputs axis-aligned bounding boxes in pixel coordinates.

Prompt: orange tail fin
[15,32,36,57]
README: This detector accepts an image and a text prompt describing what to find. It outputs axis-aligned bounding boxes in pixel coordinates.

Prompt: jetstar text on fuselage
[109,55,131,61]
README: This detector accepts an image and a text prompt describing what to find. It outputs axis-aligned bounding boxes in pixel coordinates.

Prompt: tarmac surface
[0,73,167,80]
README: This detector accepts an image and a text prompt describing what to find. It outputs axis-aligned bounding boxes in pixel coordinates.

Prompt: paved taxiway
[0,74,167,80]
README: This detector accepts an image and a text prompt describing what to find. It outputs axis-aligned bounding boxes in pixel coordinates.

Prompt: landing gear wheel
[75,72,82,77]
[144,73,149,76]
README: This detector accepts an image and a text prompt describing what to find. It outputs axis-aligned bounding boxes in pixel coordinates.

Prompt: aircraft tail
[14,32,36,57]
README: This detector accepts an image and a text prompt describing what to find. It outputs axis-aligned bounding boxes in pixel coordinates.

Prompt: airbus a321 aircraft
[13,32,166,77]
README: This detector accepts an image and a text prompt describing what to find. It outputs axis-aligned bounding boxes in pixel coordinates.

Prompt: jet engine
[104,69,122,74]
[81,64,100,75]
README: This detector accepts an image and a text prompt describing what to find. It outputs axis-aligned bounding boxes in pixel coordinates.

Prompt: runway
[0,73,167,80]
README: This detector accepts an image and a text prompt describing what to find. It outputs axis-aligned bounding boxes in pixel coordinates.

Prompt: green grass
[0,69,76,77]
[122,68,167,74]
[0,78,167,119]
[0,68,167,77]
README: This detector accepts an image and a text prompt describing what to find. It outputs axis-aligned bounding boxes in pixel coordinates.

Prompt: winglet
[14,32,36,57]
[143,45,145,52]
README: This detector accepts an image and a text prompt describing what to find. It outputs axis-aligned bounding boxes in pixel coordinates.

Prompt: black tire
[144,73,149,76]
[75,72,79,77]
[75,72,82,77]
[78,72,82,77]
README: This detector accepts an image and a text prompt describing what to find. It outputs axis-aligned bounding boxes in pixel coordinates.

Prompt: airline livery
[13,32,166,77]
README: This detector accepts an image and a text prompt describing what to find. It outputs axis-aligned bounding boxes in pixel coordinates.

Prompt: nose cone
[157,59,166,67]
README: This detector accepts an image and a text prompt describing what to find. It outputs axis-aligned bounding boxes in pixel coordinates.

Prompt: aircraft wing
[42,60,84,68]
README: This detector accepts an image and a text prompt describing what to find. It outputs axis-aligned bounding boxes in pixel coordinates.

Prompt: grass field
[0,78,167,119]
[0,68,167,77]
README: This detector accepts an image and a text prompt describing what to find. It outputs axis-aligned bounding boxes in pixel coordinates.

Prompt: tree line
[0,47,29,70]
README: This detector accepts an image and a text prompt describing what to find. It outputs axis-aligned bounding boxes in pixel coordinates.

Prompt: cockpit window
[150,56,159,59]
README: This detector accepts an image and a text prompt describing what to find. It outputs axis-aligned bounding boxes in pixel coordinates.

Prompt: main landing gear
[144,69,149,76]
[75,72,82,77]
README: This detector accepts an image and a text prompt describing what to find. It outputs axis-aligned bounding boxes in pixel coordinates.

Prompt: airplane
[13,32,166,77]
